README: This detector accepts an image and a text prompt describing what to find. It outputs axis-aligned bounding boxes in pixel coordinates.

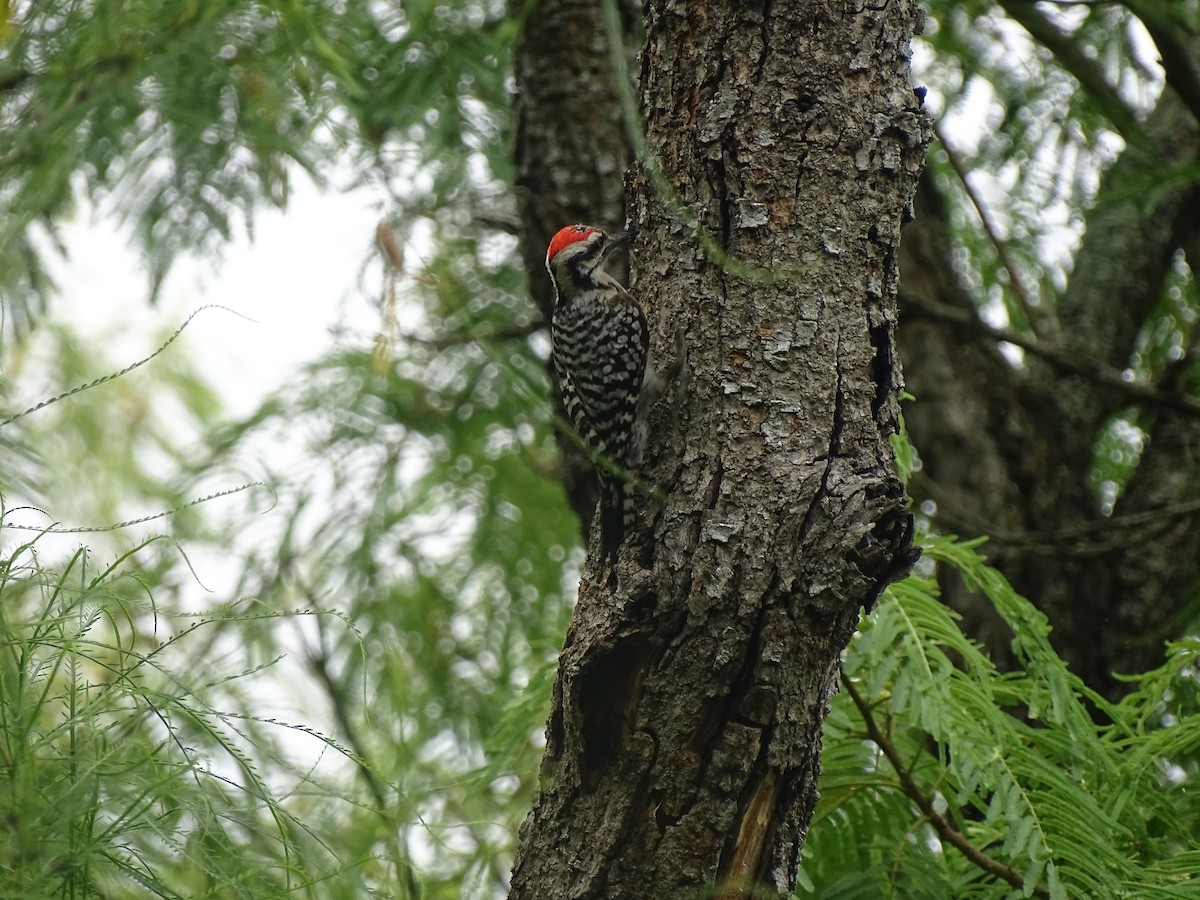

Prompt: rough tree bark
[509,2,928,896]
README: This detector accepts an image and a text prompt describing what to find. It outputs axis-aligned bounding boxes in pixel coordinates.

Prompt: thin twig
[935,122,1052,339]
[841,675,1051,898]
[400,320,545,350]
[304,634,391,811]
[300,614,425,891]
[0,68,32,93]
[474,210,523,236]
[0,304,250,428]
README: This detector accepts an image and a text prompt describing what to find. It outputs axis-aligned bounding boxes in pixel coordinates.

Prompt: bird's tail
[599,478,636,562]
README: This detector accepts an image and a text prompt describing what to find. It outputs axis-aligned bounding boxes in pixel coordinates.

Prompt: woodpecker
[546,224,654,561]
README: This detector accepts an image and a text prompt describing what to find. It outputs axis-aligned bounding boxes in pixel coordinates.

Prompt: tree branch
[399,320,545,350]
[0,68,32,93]
[841,675,1051,898]
[902,292,1200,418]
[303,630,391,811]
[917,472,1200,556]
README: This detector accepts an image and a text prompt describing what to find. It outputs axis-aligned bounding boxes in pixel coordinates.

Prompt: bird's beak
[609,229,634,246]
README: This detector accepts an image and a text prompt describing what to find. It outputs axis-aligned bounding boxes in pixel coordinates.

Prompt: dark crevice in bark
[756,0,776,80]
[867,315,895,421]
[800,333,845,546]
[690,586,772,781]
[575,633,654,792]
[707,122,736,249]
[852,484,919,611]
[715,591,790,888]
[705,455,725,509]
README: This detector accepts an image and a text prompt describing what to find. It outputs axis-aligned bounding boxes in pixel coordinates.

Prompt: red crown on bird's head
[547,224,596,262]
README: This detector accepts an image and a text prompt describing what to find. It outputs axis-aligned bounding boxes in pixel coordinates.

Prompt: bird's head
[545,224,631,287]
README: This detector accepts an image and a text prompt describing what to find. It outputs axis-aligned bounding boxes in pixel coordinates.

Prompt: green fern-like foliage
[0,537,383,898]
[799,535,1200,899]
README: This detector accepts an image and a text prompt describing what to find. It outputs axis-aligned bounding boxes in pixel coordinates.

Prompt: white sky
[39,176,386,420]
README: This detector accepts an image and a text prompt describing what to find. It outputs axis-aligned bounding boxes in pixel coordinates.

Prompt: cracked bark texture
[509,2,928,897]
[900,85,1200,699]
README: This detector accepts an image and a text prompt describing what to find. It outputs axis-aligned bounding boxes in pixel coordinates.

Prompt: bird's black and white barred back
[546,224,652,560]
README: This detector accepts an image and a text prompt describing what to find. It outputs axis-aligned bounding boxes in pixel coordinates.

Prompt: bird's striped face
[546,224,624,291]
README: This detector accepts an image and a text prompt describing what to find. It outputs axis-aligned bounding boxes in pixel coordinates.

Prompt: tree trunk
[900,85,1200,699]
[509,2,928,896]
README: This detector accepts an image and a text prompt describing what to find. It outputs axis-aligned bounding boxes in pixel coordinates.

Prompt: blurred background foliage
[1,0,1199,897]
